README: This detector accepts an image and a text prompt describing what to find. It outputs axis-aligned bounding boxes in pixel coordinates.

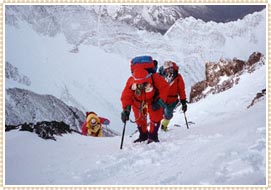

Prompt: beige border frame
[1,1,269,190]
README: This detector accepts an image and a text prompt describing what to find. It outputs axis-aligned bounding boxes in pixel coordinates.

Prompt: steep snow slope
[5,88,84,131]
[5,62,266,185]
[6,21,130,133]
[5,9,266,135]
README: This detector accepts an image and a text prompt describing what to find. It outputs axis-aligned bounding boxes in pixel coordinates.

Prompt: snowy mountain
[5,87,119,136]
[5,87,84,131]
[5,5,266,134]
[4,4,266,185]
[7,5,265,35]
[88,5,265,34]
[5,58,266,185]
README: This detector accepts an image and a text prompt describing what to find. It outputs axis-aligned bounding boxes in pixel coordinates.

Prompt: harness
[130,75,156,123]
[130,100,148,123]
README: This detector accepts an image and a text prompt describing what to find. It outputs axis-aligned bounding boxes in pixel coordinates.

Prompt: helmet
[132,68,152,84]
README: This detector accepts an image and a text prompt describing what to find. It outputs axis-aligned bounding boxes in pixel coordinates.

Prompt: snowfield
[4,5,267,186]
[5,64,266,185]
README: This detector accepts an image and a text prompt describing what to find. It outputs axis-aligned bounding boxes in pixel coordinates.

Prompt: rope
[129,101,148,123]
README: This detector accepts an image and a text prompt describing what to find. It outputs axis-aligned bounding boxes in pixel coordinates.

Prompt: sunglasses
[164,67,174,75]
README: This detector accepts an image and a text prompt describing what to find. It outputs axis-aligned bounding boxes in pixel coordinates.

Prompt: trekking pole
[120,122,127,149]
[183,112,189,129]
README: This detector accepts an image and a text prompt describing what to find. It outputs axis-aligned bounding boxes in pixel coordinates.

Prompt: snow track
[6,96,266,185]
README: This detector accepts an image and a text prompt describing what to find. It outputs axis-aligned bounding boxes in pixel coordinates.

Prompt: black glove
[181,99,187,113]
[121,105,131,123]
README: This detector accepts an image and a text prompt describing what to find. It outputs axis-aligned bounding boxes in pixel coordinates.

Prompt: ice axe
[120,122,126,149]
[183,111,189,129]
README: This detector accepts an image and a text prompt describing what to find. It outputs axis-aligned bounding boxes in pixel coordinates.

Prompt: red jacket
[166,74,186,104]
[121,73,169,109]
[81,121,88,136]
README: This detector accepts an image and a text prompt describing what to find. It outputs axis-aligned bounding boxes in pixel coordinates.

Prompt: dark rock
[247,52,263,66]
[190,81,208,103]
[247,89,266,108]
[5,124,19,131]
[20,122,34,132]
[6,121,74,141]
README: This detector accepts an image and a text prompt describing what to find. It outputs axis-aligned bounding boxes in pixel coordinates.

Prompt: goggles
[164,67,174,75]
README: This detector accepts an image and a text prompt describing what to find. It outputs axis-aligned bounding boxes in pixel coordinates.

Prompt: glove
[103,119,110,125]
[121,105,131,123]
[181,99,187,113]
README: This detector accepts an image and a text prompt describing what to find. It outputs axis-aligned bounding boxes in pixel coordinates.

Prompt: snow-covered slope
[5,61,266,185]
[5,87,84,129]
[5,8,266,134]
[5,5,266,185]
[164,9,266,84]
[6,6,266,89]
[6,21,129,133]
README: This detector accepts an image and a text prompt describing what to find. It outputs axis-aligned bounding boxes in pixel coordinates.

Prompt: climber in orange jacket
[120,68,169,143]
[81,112,110,137]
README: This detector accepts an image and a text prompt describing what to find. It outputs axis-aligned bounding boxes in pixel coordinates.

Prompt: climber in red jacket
[159,61,187,131]
[120,68,169,143]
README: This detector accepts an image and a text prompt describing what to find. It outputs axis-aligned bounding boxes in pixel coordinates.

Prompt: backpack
[130,55,157,74]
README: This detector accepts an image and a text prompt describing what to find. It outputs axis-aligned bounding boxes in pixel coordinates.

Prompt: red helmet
[132,68,152,84]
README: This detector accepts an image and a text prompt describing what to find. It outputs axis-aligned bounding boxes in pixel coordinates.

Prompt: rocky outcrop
[190,52,265,103]
[189,81,208,103]
[247,89,266,108]
[6,121,75,141]
[6,120,119,140]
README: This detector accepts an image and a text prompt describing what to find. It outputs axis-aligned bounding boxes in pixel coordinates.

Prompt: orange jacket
[121,73,169,109]
[81,113,103,137]
[166,74,186,104]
